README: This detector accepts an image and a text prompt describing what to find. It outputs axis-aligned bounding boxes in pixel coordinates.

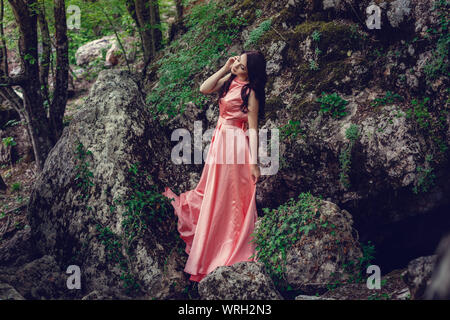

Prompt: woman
[163,50,267,282]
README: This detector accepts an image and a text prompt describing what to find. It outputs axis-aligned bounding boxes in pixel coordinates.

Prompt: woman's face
[231,53,248,79]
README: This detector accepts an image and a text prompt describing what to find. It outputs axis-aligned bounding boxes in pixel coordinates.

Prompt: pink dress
[162,77,258,282]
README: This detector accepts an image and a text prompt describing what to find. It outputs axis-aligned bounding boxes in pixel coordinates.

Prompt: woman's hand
[225,56,239,72]
[251,164,261,185]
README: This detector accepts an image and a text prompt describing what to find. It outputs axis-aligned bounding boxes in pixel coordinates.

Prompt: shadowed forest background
[0,0,449,300]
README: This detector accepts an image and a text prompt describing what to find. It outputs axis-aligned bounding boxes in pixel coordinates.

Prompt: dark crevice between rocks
[349,202,450,276]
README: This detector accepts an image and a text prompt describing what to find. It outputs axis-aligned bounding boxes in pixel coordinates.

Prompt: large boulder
[75,35,116,66]
[105,36,138,67]
[75,34,138,67]
[198,261,283,300]
[281,199,363,294]
[27,69,190,299]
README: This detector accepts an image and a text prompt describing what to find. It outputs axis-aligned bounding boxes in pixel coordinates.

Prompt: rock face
[285,0,440,35]
[0,255,68,300]
[401,233,450,300]
[424,234,450,299]
[237,0,450,272]
[295,294,334,300]
[0,228,36,268]
[0,283,25,300]
[26,69,189,299]
[401,255,437,300]
[75,35,138,67]
[198,261,283,300]
[319,268,410,300]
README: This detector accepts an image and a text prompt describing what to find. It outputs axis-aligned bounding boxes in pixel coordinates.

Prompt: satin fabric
[162,77,258,282]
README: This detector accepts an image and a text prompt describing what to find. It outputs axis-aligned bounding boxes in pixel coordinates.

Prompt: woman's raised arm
[200,56,236,94]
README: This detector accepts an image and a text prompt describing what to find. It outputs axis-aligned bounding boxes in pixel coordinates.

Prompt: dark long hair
[217,50,267,124]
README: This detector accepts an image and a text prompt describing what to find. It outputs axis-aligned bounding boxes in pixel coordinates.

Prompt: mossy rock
[278,21,365,76]
[374,0,397,4]
[291,20,361,58]
[292,60,353,96]
[309,12,328,22]
[271,5,307,29]
[235,0,264,25]
[289,97,318,122]
[265,95,287,121]
[258,28,290,50]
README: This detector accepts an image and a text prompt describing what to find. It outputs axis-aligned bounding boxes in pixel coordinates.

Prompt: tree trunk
[0,0,8,74]
[0,172,6,192]
[133,0,154,65]
[9,0,54,171]
[149,0,162,54]
[49,0,69,142]
[0,0,68,172]
[175,0,183,23]
[169,0,185,43]
[37,0,51,118]
[0,0,27,124]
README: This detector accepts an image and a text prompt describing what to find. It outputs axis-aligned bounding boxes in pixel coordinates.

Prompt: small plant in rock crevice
[279,119,304,142]
[2,136,17,170]
[412,153,436,194]
[423,0,449,85]
[74,141,95,204]
[316,92,349,119]
[309,30,321,71]
[339,124,359,190]
[244,18,272,49]
[370,91,404,107]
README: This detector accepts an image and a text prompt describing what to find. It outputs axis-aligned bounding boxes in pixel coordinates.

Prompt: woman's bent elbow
[200,88,210,95]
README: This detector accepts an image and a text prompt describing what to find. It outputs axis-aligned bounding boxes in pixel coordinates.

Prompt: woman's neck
[235,75,249,83]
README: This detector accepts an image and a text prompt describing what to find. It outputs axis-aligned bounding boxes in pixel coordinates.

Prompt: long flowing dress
[162,76,258,282]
